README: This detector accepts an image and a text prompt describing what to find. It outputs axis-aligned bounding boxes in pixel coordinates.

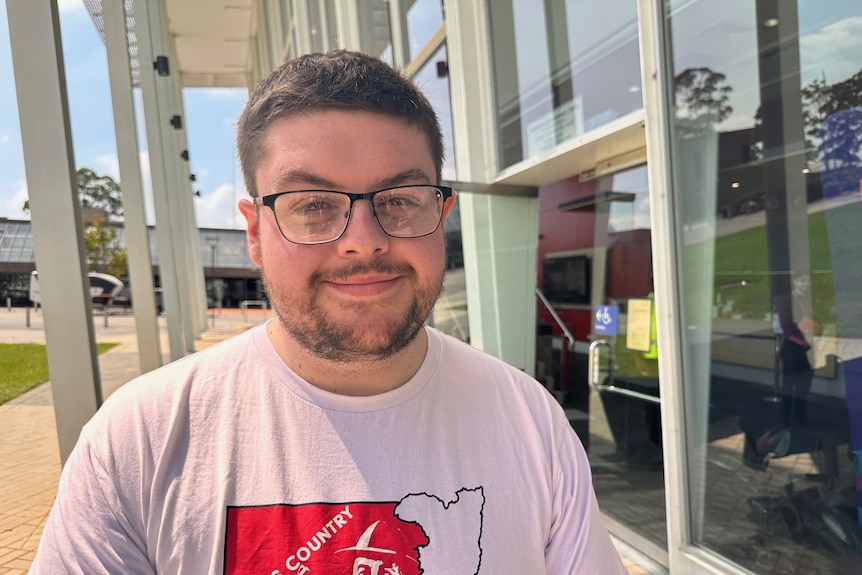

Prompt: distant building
[0,218,261,307]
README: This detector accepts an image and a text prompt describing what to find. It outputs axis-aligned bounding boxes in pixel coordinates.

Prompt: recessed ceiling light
[731,182,741,188]
[763,18,779,28]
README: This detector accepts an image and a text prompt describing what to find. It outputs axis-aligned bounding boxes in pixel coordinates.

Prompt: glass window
[666,1,862,572]
[404,0,444,61]
[414,44,456,182]
[357,0,393,59]
[308,0,324,53]
[487,0,643,169]
[414,44,467,343]
[322,0,339,50]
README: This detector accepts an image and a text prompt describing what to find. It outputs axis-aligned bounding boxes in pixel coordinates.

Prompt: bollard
[26,305,31,327]
[6,297,10,311]
[104,307,109,328]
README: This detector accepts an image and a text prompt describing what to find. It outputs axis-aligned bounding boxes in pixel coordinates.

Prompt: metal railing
[536,287,575,394]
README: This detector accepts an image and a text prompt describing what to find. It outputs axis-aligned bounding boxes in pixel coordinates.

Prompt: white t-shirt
[31,324,627,574]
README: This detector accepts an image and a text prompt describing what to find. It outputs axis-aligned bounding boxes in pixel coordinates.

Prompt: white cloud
[92,153,120,179]
[194,183,243,229]
[2,179,29,219]
[0,127,16,146]
[800,17,862,84]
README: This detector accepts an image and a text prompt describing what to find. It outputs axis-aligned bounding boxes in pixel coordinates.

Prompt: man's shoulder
[429,327,532,376]
[427,327,551,398]
[100,325,261,411]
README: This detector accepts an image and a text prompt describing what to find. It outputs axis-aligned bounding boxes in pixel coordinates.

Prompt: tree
[801,68,862,169]
[77,167,124,219]
[673,67,734,134]
[22,167,129,278]
[22,167,124,220]
[83,214,128,276]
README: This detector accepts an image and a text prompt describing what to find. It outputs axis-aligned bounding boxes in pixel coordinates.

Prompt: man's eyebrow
[372,169,433,190]
[271,168,432,192]
[272,169,339,191]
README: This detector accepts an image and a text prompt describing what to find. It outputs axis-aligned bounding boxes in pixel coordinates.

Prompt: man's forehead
[255,112,436,193]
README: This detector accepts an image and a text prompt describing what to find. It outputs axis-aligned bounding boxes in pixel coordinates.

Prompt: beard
[261,257,445,363]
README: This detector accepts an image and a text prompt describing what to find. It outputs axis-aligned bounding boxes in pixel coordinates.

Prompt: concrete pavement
[0,307,264,574]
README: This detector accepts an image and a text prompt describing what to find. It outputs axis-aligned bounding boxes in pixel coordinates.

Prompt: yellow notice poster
[626,298,653,352]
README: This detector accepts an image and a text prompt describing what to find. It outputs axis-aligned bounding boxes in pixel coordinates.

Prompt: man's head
[237,50,444,197]
[236,52,454,378]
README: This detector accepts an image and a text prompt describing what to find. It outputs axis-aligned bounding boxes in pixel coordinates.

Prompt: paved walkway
[0,306,650,574]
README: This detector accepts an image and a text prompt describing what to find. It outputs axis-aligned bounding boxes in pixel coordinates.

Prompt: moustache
[310,260,417,284]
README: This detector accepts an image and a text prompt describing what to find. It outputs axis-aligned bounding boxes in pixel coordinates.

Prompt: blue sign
[594,305,619,336]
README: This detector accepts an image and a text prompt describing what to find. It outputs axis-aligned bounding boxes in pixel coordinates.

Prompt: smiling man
[30,51,627,574]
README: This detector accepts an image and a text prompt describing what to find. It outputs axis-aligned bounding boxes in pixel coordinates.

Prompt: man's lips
[324,275,402,297]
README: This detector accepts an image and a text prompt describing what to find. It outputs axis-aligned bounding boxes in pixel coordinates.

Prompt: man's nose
[336,200,390,257]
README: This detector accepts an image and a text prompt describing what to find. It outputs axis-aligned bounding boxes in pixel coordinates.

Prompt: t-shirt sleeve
[29,434,155,574]
[544,415,629,574]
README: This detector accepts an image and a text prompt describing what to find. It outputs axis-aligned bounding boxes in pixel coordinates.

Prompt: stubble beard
[261,258,444,363]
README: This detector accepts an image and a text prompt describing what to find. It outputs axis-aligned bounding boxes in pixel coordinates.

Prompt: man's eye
[288,195,339,214]
[301,200,332,212]
[378,195,419,209]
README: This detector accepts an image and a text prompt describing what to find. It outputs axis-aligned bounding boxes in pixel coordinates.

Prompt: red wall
[536,177,652,342]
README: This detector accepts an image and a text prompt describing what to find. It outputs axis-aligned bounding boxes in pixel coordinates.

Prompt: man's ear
[441,190,457,222]
[238,199,262,267]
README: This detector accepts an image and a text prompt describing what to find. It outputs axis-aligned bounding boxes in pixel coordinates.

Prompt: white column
[294,0,312,55]
[334,0,361,50]
[150,0,198,350]
[132,0,186,360]
[159,0,206,337]
[103,0,162,373]
[445,0,538,373]
[462,194,538,372]
[7,0,101,463]
[637,0,693,571]
[387,0,409,68]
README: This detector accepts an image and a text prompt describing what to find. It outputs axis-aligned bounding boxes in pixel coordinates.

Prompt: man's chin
[278,312,425,363]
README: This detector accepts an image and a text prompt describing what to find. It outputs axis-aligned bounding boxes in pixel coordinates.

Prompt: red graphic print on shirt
[225,502,429,575]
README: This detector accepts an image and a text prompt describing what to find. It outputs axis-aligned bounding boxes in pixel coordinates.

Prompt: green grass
[0,342,118,405]
[705,210,836,324]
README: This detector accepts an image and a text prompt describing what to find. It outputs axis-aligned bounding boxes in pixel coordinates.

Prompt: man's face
[239,110,453,363]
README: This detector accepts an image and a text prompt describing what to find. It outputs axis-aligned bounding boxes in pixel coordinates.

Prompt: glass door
[583,165,669,558]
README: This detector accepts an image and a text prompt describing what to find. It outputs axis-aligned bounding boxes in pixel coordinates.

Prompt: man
[30,51,627,574]
[775,272,817,425]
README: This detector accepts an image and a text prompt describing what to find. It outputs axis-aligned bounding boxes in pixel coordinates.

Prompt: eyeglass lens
[272,186,443,244]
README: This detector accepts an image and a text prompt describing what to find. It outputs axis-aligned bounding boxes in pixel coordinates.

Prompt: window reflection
[413,45,468,343]
[357,0,393,58]
[405,0,444,61]
[488,0,642,169]
[667,0,862,572]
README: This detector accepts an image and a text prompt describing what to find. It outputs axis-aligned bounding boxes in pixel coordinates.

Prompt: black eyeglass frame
[253,184,453,245]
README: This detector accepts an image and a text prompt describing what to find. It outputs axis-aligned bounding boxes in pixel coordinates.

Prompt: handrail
[589,340,661,404]
[535,288,576,345]
[536,288,575,393]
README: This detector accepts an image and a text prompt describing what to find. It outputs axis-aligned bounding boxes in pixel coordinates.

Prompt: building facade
[0,220,262,307]
[7,1,862,573]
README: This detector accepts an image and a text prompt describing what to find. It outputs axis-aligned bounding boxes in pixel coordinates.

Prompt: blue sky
[0,0,249,229]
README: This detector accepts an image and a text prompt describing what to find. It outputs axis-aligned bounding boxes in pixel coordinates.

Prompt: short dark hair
[237,50,444,197]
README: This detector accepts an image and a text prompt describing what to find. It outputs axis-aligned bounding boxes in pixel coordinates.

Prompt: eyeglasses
[253,184,453,245]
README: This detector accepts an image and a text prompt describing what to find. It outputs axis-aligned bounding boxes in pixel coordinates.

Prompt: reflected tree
[673,67,734,133]
[802,68,862,169]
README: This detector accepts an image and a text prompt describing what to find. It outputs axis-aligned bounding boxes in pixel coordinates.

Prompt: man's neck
[265,320,429,396]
